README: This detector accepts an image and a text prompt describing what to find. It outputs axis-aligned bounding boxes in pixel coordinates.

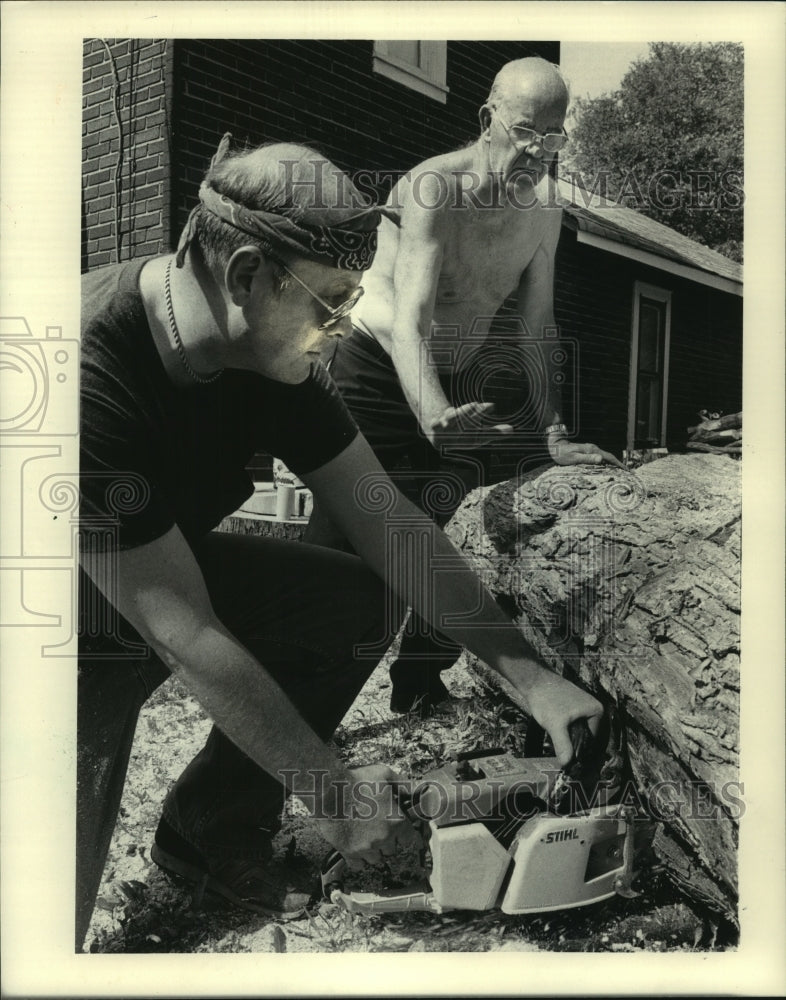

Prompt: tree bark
[445,453,740,925]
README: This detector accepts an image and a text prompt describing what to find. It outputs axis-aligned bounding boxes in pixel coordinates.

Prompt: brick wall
[82,39,171,271]
[170,40,559,229]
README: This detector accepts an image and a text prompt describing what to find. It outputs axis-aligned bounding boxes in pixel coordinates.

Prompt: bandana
[176,133,397,271]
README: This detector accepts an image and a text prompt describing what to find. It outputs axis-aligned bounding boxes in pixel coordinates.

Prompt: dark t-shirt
[80,257,358,553]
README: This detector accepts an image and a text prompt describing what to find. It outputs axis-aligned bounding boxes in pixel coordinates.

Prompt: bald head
[210,142,368,223]
[487,57,569,115]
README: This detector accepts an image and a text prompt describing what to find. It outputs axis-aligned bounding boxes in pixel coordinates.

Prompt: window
[627,282,672,451]
[372,41,449,103]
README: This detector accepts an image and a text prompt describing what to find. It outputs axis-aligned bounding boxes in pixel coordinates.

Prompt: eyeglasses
[272,257,364,331]
[492,109,568,153]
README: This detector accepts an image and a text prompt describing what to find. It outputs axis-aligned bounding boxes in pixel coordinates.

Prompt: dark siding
[474,228,642,480]
[554,229,639,454]
[665,282,742,445]
[552,226,742,459]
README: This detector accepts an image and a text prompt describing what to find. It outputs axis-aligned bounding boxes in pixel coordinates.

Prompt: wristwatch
[544,423,568,438]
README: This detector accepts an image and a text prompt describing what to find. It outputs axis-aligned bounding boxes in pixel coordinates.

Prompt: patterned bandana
[175,133,397,271]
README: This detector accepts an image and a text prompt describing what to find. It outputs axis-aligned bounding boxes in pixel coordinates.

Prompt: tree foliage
[562,43,744,262]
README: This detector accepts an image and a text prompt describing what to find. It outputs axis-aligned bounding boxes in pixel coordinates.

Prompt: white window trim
[373,41,449,103]
[627,281,672,454]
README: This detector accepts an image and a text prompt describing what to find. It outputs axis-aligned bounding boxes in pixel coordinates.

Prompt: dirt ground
[84,646,733,955]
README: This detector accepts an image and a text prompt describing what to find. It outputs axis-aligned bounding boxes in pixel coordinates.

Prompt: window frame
[627,281,672,452]
[372,40,449,103]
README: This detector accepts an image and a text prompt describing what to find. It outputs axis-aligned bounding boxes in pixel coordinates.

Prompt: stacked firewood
[686,410,742,455]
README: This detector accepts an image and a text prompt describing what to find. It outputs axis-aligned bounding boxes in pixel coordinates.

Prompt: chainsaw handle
[320,786,424,899]
[566,717,594,771]
[524,716,595,768]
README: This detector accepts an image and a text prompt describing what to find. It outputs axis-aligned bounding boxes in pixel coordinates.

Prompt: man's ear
[224,246,270,305]
[478,104,493,141]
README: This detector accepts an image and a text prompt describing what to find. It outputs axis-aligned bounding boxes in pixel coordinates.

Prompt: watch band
[544,423,568,437]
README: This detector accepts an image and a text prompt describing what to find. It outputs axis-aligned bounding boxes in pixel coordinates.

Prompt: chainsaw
[321,719,655,916]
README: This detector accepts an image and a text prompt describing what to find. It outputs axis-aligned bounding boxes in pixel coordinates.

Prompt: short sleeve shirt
[79,258,358,552]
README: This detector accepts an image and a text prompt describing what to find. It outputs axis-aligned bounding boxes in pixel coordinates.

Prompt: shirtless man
[306,58,623,713]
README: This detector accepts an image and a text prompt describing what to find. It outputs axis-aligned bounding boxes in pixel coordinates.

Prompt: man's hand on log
[548,437,628,471]
[526,671,604,767]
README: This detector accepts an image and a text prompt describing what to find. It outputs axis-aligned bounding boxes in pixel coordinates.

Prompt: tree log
[445,454,740,925]
[687,428,742,444]
[687,411,742,434]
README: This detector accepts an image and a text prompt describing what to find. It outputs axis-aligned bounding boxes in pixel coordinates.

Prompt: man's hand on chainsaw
[526,671,604,767]
[316,763,423,866]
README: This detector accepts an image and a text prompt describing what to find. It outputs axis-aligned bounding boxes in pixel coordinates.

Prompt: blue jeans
[76,531,394,950]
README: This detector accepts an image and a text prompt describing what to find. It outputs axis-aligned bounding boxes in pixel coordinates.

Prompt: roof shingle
[556,178,743,286]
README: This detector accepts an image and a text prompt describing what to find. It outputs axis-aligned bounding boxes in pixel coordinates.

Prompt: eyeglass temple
[275,260,328,306]
[279,258,362,312]
[496,112,565,141]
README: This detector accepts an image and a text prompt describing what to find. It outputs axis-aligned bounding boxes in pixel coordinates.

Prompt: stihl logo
[544,828,579,844]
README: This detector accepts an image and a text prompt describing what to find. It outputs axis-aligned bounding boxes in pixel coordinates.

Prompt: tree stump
[445,453,741,924]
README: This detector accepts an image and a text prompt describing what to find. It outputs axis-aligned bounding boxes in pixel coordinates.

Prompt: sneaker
[151,818,315,919]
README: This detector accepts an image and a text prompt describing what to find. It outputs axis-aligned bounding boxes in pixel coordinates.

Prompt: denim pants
[76,530,395,950]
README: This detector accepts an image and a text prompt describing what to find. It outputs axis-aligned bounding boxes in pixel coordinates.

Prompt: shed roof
[556,177,743,291]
